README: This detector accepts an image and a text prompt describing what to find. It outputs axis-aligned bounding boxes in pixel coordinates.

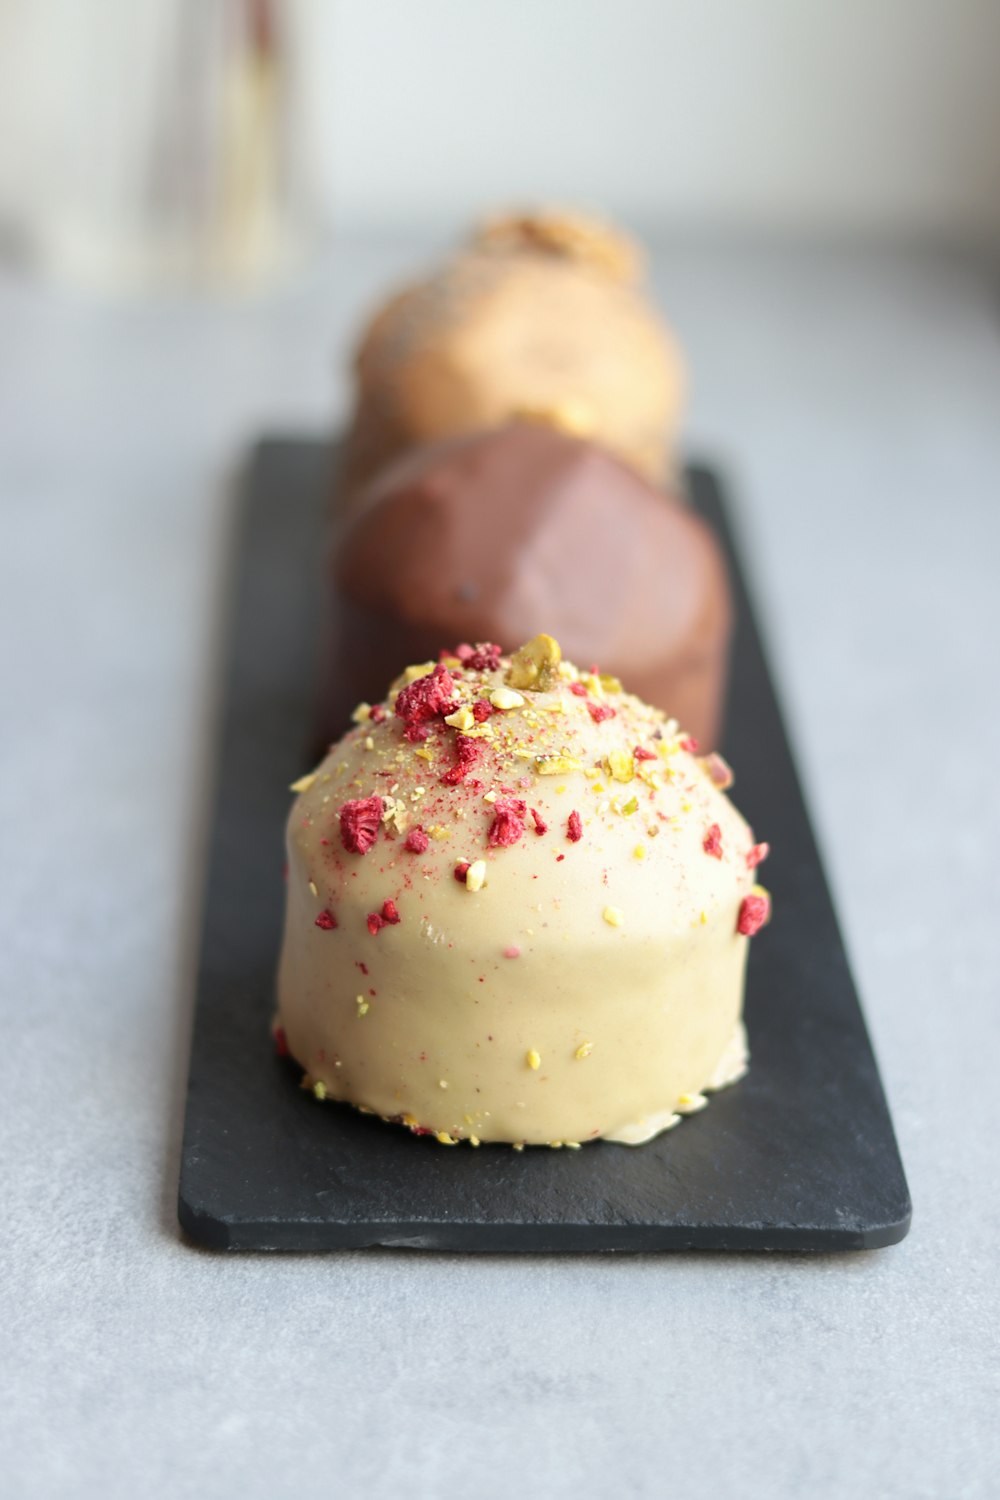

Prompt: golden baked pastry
[340,209,685,497]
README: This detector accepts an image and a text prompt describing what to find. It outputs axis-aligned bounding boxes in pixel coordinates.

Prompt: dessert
[277,634,770,1148]
[321,420,732,750]
[339,209,685,499]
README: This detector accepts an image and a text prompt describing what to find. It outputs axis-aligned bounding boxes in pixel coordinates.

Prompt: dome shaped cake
[321,419,732,751]
[277,635,770,1148]
[339,209,685,499]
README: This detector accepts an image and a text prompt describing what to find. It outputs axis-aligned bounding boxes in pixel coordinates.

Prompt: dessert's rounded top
[282,634,769,1147]
[331,421,731,744]
[291,634,768,959]
[470,208,643,284]
[344,212,683,489]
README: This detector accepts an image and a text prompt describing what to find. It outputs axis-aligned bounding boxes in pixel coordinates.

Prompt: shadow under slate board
[177,439,911,1254]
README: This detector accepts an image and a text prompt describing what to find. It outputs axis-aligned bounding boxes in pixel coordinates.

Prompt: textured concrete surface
[1,240,998,1499]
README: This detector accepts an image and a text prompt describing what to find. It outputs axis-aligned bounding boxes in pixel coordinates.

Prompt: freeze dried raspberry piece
[567,811,583,842]
[570,682,589,697]
[367,898,401,934]
[737,891,771,936]
[454,642,503,672]
[530,808,548,836]
[633,746,656,762]
[703,824,723,859]
[440,735,482,785]
[679,735,699,753]
[746,841,770,870]
[273,1025,289,1057]
[394,663,459,742]
[488,797,527,848]
[587,702,616,724]
[471,700,494,723]
[404,826,430,853]
[314,909,338,930]
[454,861,471,884]
[339,794,384,854]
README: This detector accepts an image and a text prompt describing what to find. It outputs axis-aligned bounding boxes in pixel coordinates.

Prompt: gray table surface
[2,238,998,1499]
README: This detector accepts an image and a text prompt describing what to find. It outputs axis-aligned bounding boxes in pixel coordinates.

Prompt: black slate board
[178,441,911,1253]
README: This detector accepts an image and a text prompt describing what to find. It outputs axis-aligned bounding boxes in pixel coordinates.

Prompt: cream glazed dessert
[276,635,771,1148]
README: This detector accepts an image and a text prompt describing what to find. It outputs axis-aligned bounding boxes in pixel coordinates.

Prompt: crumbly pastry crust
[277,637,770,1148]
[471,209,644,284]
[340,210,685,496]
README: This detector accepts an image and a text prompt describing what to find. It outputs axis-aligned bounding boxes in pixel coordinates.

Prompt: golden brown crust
[338,215,684,502]
[470,208,643,284]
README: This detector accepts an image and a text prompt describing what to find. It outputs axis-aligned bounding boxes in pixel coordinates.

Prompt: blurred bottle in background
[0,0,334,291]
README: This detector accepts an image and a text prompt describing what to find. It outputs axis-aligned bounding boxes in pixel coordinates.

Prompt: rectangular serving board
[178,440,911,1253]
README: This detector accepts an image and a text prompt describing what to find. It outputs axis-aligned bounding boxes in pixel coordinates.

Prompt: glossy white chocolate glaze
[277,640,768,1147]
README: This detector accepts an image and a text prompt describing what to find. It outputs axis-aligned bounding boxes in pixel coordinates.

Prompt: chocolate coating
[321,422,731,748]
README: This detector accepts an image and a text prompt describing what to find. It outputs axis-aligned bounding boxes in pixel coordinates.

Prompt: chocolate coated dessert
[321,421,731,749]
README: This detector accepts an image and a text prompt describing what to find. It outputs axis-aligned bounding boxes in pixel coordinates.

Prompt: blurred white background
[1,0,998,289]
[327,0,1000,241]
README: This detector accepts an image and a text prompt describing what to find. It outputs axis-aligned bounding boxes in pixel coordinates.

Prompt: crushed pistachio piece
[436,1131,458,1146]
[382,797,410,835]
[465,860,487,892]
[289,771,317,794]
[350,703,372,724]
[633,844,646,860]
[445,705,476,731]
[355,995,369,1017]
[413,747,434,762]
[313,1080,327,1100]
[574,1041,594,1060]
[438,1079,448,1090]
[506,633,562,691]
[536,754,581,775]
[308,880,318,897]
[621,796,639,816]
[363,736,375,751]
[606,750,635,783]
[490,686,525,711]
[469,1134,481,1147]
[428,825,450,840]
[402,661,436,684]
[603,906,624,927]
[526,1049,541,1071]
